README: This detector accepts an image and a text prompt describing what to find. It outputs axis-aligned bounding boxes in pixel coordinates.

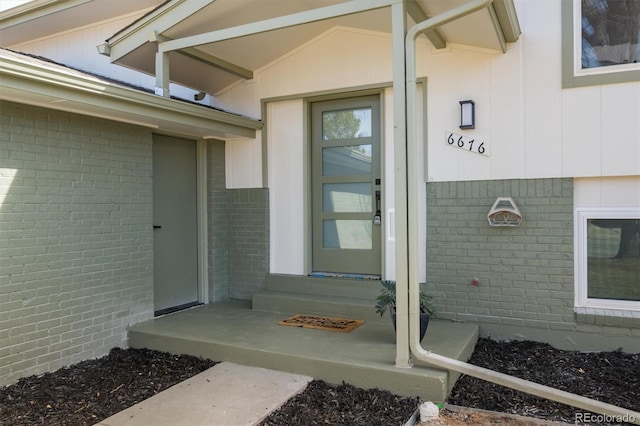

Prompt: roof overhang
[0,0,164,46]
[103,0,521,96]
[0,48,262,140]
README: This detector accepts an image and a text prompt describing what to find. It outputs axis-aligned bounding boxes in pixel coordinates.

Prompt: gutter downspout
[403,1,640,423]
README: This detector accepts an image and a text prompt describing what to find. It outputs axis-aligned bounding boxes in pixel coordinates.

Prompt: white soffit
[106,0,519,94]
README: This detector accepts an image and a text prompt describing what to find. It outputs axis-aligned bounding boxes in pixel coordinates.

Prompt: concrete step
[263,273,382,298]
[252,274,384,321]
[252,290,383,322]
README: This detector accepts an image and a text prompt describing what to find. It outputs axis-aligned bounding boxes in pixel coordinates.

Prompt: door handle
[374,190,381,225]
[153,225,162,229]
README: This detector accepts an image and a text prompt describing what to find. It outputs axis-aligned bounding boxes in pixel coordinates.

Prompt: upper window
[575,208,640,315]
[563,0,640,88]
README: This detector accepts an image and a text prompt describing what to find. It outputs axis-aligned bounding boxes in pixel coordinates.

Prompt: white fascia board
[492,0,521,42]
[159,0,400,53]
[106,0,213,62]
[486,3,507,53]
[0,53,261,138]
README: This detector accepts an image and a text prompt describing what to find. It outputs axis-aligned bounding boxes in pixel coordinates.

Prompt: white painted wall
[219,0,640,188]
[221,27,395,189]
[268,100,305,275]
[264,86,427,281]
[218,1,639,278]
[574,177,640,208]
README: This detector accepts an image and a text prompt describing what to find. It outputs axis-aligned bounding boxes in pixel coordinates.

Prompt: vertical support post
[155,50,170,98]
[391,0,411,368]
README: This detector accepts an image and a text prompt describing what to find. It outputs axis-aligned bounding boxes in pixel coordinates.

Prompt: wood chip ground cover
[0,348,217,425]
[1,339,638,426]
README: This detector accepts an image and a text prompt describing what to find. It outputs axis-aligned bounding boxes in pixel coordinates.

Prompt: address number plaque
[446,132,488,157]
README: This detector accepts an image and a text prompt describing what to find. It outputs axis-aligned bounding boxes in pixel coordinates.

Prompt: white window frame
[562,0,640,88]
[575,208,640,317]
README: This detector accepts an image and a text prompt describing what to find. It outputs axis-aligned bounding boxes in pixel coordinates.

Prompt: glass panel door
[311,95,381,276]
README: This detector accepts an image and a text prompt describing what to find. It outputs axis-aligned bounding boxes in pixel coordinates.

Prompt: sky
[0,0,34,12]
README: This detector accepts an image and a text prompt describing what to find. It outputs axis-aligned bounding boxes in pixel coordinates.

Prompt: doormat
[278,314,364,333]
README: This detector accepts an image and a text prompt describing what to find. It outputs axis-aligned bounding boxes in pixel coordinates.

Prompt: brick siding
[207,140,229,301]
[426,179,574,328]
[425,178,639,350]
[0,101,154,386]
[227,188,269,299]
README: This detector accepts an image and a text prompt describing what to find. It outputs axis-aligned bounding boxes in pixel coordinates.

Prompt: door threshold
[155,301,202,317]
[310,272,381,280]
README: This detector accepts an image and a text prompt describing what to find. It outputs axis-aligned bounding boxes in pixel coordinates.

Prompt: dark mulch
[0,348,217,426]
[259,380,418,426]
[1,339,638,426]
[448,338,640,424]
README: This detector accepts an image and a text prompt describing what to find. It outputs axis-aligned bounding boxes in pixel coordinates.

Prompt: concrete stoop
[128,273,478,405]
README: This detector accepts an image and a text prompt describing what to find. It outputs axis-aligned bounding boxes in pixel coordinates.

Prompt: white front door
[152,134,199,315]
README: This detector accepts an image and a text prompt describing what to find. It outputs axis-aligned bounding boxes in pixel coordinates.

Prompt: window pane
[587,219,640,301]
[323,220,372,249]
[581,0,640,69]
[322,108,371,140]
[322,145,372,176]
[323,183,371,213]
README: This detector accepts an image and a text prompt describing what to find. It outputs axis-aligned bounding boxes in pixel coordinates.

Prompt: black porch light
[459,100,475,130]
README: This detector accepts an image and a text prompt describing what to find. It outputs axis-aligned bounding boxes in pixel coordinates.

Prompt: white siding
[574,177,640,208]
[219,0,640,185]
[600,84,640,176]
[217,1,639,277]
[222,27,394,189]
[225,135,262,189]
[268,100,305,275]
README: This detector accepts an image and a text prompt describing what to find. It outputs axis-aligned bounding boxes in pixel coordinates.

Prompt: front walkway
[96,362,312,426]
[128,300,478,402]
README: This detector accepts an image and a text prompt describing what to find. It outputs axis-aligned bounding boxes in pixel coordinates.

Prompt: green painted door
[311,95,382,276]
[153,134,198,314]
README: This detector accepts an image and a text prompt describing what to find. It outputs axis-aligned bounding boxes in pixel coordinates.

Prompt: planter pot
[390,307,430,341]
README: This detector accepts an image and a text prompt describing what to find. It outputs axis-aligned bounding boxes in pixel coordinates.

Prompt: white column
[391,0,411,368]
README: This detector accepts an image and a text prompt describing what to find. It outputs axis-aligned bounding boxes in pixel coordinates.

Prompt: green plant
[375,280,436,317]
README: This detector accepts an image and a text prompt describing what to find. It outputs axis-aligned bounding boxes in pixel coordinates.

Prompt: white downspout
[403,1,640,423]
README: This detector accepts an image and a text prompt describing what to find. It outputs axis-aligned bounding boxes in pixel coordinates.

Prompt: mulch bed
[0,348,217,426]
[1,339,638,426]
[448,338,640,424]
[259,380,418,426]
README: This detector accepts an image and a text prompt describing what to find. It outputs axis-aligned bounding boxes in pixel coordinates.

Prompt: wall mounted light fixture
[459,100,475,130]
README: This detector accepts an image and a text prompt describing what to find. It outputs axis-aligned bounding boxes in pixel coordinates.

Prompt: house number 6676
[446,132,488,157]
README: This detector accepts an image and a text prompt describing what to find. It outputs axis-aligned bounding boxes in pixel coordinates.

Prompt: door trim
[197,139,208,304]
